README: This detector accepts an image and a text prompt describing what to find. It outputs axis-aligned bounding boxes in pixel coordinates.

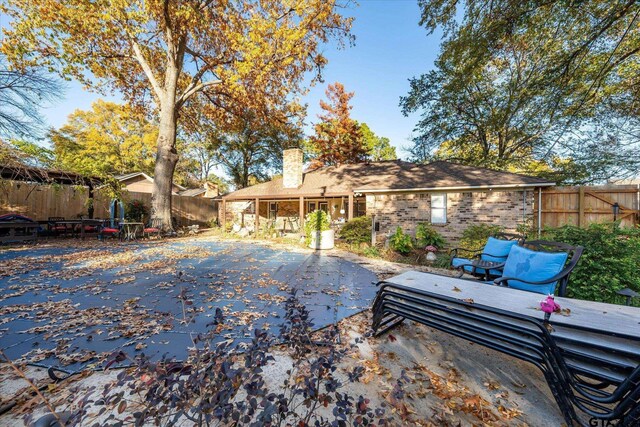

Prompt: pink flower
[540,295,561,314]
[425,245,438,253]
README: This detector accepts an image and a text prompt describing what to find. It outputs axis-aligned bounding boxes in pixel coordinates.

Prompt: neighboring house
[179,182,220,198]
[220,149,554,242]
[179,188,207,197]
[116,172,185,195]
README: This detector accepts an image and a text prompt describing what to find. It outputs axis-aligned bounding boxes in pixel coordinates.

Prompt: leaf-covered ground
[0,310,564,426]
[0,237,377,369]
[0,236,564,425]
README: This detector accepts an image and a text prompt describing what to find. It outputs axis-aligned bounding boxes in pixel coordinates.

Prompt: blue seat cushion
[451,257,503,276]
[481,237,518,262]
[502,245,568,295]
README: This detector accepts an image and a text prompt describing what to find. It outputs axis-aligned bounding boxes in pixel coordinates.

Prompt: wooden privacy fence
[0,180,89,219]
[0,180,218,226]
[536,185,640,229]
[94,191,218,227]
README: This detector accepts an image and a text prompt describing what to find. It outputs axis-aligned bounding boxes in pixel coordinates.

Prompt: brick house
[220,149,553,243]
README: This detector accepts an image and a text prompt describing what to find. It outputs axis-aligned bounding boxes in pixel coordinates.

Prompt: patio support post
[255,198,259,237]
[221,199,226,233]
[348,193,354,221]
[299,196,304,233]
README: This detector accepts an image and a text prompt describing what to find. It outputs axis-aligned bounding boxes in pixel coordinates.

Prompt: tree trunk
[151,102,179,231]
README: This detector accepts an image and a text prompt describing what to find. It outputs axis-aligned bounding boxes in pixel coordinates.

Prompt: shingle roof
[116,171,186,190]
[179,188,207,197]
[222,160,554,200]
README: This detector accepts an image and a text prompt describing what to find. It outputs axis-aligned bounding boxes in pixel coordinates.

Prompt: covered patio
[220,192,367,234]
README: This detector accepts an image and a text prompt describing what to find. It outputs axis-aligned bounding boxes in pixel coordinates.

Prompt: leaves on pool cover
[1,239,376,367]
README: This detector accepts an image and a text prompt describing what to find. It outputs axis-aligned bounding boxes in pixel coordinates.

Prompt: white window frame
[430,193,447,224]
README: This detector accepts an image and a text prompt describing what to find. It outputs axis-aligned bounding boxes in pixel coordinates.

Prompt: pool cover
[0,239,378,371]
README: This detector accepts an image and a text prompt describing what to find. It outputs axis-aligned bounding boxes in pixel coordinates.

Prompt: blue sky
[38,0,442,159]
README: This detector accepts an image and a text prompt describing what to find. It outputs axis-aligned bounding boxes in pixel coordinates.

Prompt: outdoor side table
[470,259,503,280]
[120,222,143,241]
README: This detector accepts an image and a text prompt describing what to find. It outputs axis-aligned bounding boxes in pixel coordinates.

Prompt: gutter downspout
[522,190,526,225]
[371,194,376,246]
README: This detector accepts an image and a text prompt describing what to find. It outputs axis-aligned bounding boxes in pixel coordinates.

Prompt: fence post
[578,186,585,227]
[537,187,542,237]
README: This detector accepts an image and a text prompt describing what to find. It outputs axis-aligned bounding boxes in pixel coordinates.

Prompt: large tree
[0,55,62,140]
[49,100,158,178]
[359,122,396,161]
[405,0,640,183]
[180,93,305,189]
[308,82,367,166]
[217,109,304,189]
[1,0,353,229]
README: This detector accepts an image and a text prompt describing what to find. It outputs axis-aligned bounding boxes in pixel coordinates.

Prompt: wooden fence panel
[0,180,88,220]
[0,180,218,226]
[92,191,218,227]
[536,185,640,230]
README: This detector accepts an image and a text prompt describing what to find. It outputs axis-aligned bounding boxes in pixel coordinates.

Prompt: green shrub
[542,223,640,305]
[125,199,149,222]
[304,210,331,245]
[389,227,413,255]
[415,223,447,248]
[516,218,534,238]
[431,253,452,269]
[340,216,372,244]
[362,246,381,258]
[459,224,503,250]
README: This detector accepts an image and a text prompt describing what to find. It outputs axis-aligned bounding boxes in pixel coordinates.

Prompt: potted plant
[305,210,334,250]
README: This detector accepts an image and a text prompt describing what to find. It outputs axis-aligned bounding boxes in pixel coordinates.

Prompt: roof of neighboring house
[116,172,186,190]
[223,160,554,200]
[0,165,102,187]
[179,188,207,197]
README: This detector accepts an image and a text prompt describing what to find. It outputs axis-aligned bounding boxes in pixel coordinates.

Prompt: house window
[269,202,277,220]
[431,194,447,224]
[318,201,329,213]
[308,201,316,212]
[344,199,367,218]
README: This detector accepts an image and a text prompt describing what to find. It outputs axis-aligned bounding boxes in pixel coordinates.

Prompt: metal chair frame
[449,232,524,280]
[372,279,640,426]
[493,240,584,297]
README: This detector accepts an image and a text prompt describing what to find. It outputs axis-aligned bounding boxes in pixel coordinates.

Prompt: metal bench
[372,271,640,426]
[0,221,39,244]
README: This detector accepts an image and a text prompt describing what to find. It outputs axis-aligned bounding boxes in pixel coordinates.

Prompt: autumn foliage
[309,82,368,167]
[1,0,353,229]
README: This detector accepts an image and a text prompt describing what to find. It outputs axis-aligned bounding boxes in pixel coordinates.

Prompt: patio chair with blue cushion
[450,233,522,280]
[493,240,583,296]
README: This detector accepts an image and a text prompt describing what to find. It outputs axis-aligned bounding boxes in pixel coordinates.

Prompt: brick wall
[366,190,534,245]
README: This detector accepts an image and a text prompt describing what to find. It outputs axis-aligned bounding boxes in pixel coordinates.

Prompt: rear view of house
[221,149,553,242]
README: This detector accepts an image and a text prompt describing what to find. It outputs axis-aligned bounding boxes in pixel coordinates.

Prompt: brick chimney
[283,148,303,189]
